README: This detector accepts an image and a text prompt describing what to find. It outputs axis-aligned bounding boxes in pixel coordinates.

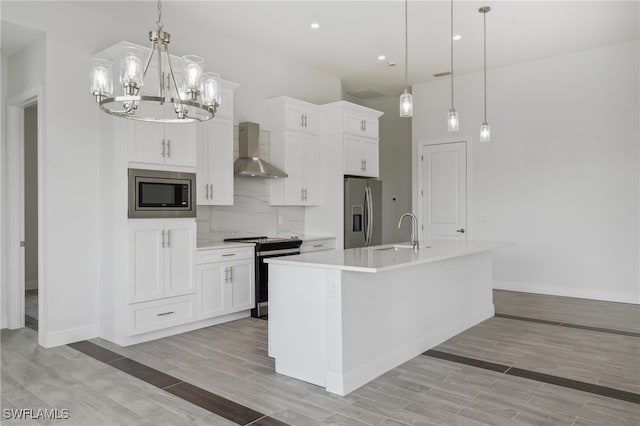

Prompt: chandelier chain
[156,0,164,32]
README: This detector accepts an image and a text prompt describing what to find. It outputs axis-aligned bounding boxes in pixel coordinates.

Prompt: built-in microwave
[128,168,196,218]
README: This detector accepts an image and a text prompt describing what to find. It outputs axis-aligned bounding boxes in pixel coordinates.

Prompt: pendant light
[399,0,413,118]
[479,6,491,141]
[90,0,220,123]
[447,0,459,132]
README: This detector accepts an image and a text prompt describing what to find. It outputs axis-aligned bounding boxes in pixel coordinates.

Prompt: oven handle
[258,248,301,257]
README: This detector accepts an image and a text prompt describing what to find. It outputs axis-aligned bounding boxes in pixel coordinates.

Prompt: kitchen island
[266,240,512,396]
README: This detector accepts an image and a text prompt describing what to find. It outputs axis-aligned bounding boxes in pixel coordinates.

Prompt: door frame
[417,140,473,243]
[6,87,45,346]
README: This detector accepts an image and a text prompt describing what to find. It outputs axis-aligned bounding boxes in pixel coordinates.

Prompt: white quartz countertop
[265,240,514,273]
[196,240,256,250]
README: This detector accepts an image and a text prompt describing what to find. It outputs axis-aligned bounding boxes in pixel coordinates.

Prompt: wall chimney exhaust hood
[234,122,287,179]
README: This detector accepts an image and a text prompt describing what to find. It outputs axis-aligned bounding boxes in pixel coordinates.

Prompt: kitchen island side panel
[268,251,494,395]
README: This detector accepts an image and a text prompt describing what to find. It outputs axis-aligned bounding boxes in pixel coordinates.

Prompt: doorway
[23,104,38,331]
[7,88,43,344]
[418,141,468,244]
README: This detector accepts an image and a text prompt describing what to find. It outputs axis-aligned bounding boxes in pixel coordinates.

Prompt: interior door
[419,142,467,242]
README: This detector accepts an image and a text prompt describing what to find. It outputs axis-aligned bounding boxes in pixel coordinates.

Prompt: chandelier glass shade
[90,0,219,123]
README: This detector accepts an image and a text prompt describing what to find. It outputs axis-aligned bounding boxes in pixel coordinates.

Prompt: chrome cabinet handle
[224,267,228,283]
[205,184,209,199]
[209,184,213,199]
[222,253,235,257]
[363,120,367,132]
[228,266,233,282]
[364,159,367,171]
[301,188,305,201]
[167,139,171,157]
[161,230,165,248]
[300,114,304,127]
[456,228,465,233]
[167,230,171,247]
[157,311,174,317]
[161,139,166,157]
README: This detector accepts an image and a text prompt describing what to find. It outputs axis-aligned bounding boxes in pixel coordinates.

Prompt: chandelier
[90,0,219,123]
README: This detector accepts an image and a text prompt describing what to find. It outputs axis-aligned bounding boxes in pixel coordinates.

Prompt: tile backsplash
[197,125,305,241]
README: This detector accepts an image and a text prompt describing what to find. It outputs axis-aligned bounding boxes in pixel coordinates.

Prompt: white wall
[1,1,341,345]
[412,41,639,304]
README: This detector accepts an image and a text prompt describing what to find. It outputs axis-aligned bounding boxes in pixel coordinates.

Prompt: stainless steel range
[223,236,302,317]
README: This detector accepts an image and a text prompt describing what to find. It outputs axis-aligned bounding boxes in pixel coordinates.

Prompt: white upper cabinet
[320,101,383,178]
[344,111,380,139]
[196,80,238,206]
[269,131,320,206]
[320,101,383,139]
[267,97,320,206]
[267,97,318,134]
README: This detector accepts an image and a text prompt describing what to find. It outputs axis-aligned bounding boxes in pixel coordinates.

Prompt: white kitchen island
[266,240,512,396]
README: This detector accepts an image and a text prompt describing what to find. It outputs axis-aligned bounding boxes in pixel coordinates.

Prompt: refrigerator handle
[363,187,370,246]
[367,187,373,246]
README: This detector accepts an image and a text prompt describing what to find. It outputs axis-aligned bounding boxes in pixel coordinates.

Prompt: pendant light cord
[450,0,454,108]
[404,0,409,92]
[483,10,487,123]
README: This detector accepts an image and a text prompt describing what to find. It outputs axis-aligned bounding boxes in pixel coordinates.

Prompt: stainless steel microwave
[128,169,196,218]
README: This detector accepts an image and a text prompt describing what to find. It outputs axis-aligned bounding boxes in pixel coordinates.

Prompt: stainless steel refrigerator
[344,177,382,248]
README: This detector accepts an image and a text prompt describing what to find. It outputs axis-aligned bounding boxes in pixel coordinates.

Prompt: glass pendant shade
[182,55,204,97]
[120,47,144,93]
[480,122,491,142]
[447,109,459,132]
[202,72,221,107]
[90,58,113,98]
[400,91,413,118]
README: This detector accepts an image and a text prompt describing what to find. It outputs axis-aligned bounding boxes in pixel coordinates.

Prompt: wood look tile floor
[2,290,639,426]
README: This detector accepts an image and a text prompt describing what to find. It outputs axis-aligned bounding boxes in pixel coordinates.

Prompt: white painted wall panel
[413,41,640,304]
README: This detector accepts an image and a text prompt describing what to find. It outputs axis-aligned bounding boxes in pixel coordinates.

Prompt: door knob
[455,228,465,233]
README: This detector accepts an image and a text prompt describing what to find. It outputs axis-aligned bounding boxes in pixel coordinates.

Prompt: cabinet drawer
[197,247,254,264]
[129,295,195,335]
[300,239,336,253]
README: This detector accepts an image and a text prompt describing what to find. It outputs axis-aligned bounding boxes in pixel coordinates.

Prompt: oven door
[254,248,300,317]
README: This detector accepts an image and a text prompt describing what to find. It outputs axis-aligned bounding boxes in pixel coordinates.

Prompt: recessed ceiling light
[310,22,320,30]
[452,34,462,41]
[377,55,386,61]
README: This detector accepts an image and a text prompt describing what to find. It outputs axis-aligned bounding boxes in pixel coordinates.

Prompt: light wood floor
[2,290,639,425]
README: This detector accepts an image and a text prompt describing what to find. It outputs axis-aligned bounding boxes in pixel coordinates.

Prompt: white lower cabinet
[129,220,196,304]
[129,294,196,336]
[197,247,255,320]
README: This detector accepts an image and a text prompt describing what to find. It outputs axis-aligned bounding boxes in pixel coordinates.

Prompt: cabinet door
[344,135,364,176]
[302,135,320,205]
[130,222,164,303]
[283,131,305,204]
[165,123,197,167]
[285,105,316,134]
[344,112,366,136]
[208,119,234,205]
[226,260,254,314]
[129,115,166,165]
[361,139,380,178]
[197,263,226,319]
[164,222,196,298]
[196,124,210,205]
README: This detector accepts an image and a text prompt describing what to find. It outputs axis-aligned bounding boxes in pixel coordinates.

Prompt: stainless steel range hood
[234,122,287,179]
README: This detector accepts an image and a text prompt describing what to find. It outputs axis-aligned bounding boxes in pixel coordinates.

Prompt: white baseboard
[43,324,99,348]
[493,280,640,305]
[331,304,495,396]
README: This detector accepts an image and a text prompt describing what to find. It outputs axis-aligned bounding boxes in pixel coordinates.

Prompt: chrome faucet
[398,213,419,250]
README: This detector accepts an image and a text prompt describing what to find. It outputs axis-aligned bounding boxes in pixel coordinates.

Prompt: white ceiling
[5,1,640,98]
